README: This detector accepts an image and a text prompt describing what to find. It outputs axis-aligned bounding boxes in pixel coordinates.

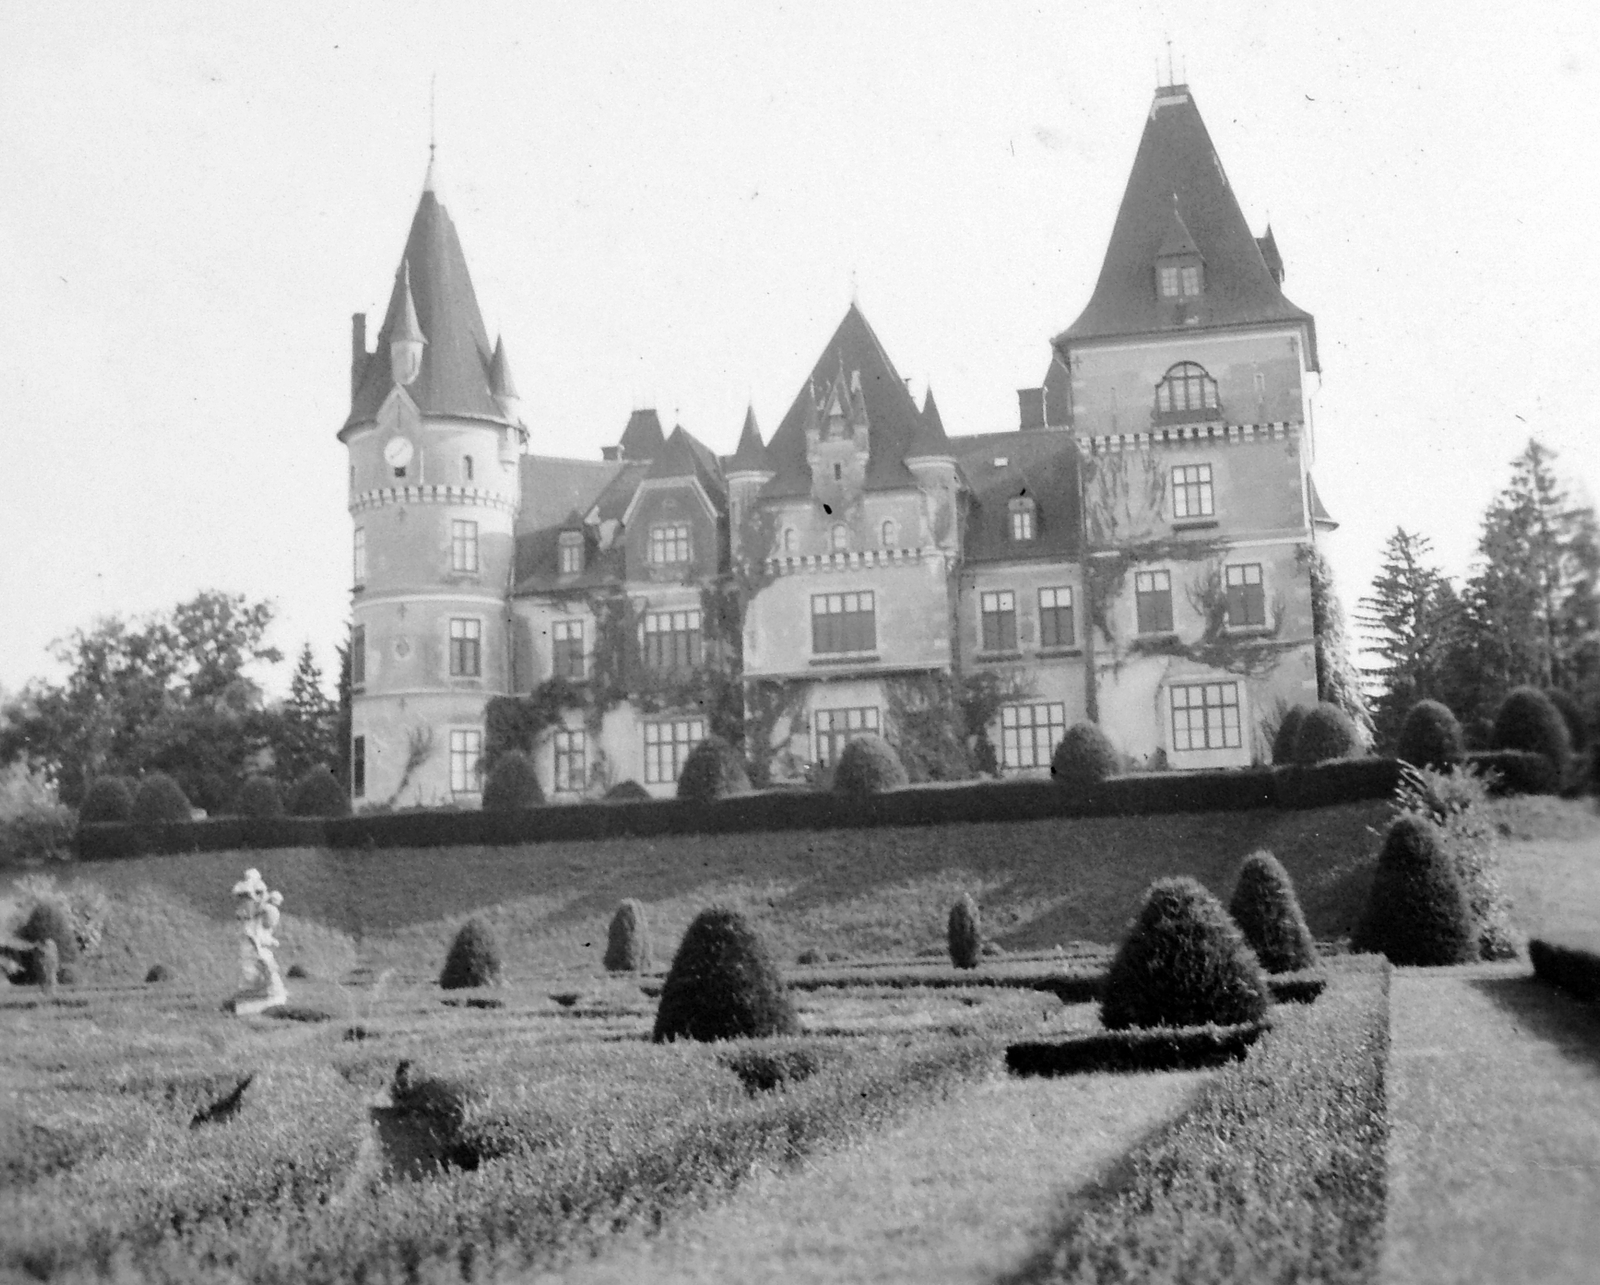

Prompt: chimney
[1017,388,1045,431]
[350,313,367,401]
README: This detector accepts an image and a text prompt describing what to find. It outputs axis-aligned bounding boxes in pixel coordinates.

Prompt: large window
[553,728,586,793]
[815,706,879,766]
[1171,682,1242,751]
[1009,498,1036,542]
[1155,363,1219,419]
[352,735,365,799]
[1000,703,1066,770]
[644,718,705,784]
[351,624,366,689]
[558,530,583,575]
[451,520,479,573]
[1172,463,1215,519]
[811,591,876,654]
[353,528,366,587]
[980,590,1017,652]
[449,729,483,793]
[1225,563,1266,628]
[552,619,585,679]
[648,522,691,565]
[1159,265,1180,298]
[1135,570,1174,635]
[1039,587,1074,648]
[1180,264,1201,296]
[449,618,482,677]
[643,608,701,671]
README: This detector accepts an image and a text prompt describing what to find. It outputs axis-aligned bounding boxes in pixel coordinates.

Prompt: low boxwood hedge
[1006,1021,1268,1076]
[1529,935,1600,1001]
[1463,749,1561,796]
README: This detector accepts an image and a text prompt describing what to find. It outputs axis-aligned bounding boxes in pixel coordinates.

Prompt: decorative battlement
[1084,420,1298,455]
[761,546,936,576]
[350,484,517,516]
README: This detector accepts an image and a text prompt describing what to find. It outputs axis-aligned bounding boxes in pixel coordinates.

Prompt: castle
[340,82,1336,805]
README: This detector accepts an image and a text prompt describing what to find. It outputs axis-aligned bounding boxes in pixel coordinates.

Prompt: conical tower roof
[488,336,518,399]
[908,386,952,457]
[728,405,772,474]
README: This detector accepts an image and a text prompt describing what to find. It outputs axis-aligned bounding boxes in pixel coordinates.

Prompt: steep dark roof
[761,304,929,498]
[1056,86,1317,365]
[488,336,518,400]
[950,431,1082,564]
[644,426,728,506]
[619,409,666,460]
[908,388,952,457]
[1256,225,1284,285]
[513,455,639,593]
[1307,474,1338,530]
[343,184,504,433]
[728,405,772,474]
[515,456,624,536]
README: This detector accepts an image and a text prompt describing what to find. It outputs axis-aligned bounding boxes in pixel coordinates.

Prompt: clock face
[384,436,414,468]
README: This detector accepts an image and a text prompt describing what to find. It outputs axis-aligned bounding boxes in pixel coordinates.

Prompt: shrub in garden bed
[234,775,284,818]
[947,893,982,969]
[1465,748,1560,795]
[1273,756,1399,809]
[131,772,191,824]
[439,918,502,990]
[1051,722,1118,792]
[832,734,909,796]
[1292,702,1361,764]
[1529,935,1600,1001]
[603,898,652,972]
[481,750,543,811]
[654,905,799,1041]
[1353,815,1475,965]
[290,765,350,817]
[1396,699,1465,769]
[78,775,136,823]
[1492,686,1572,774]
[605,779,651,802]
[719,1044,831,1093]
[14,899,79,985]
[676,735,751,802]
[1228,850,1319,973]
[1006,1020,1267,1076]
[1272,704,1308,765]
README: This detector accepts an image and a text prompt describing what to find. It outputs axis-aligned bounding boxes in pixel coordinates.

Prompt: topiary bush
[1101,877,1270,1030]
[1271,705,1308,766]
[145,963,170,983]
[289,766,350,817]
[1491,686,1572,775]
[676,736,751,803]
[481,749,543,812]
[16,900,80,986]
[947,894,982,969]
[131,773,191,825]
[605,779,652,803]
[1292,702,1361,765]
[1543,688,1588,752]
[235,776,284,819]
[1050,722,1118,793]
[439,918,502,990]
[652,905,799,1042]
[1227,851,1319,974]
[1353,814,1475,966]
[832,735,909,797]
[603,899,652,972]
[78,776,136,824]
[1396,699,1465,770]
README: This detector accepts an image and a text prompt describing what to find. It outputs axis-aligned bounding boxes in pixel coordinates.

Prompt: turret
[389,261,427,387]
[489,336,520,424]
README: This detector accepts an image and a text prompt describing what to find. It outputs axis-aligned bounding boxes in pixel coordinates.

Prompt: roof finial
[423,74,438,193]
[1167,39,1175,87]
[850,267,858,304]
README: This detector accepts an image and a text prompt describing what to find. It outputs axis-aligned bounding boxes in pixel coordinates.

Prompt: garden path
[1382,963,1600,1285]
[533,1069,1209,1285]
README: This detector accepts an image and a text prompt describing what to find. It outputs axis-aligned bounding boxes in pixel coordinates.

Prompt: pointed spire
[488,336,517,399]
[389,260,427,386]
[728,404,772,475]
[908,386,952,457]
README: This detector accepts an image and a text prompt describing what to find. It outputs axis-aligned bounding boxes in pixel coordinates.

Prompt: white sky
[2,1,1596,697]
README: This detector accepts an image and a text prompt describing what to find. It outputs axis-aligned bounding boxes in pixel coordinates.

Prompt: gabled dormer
[1155,200,1204,326]
[805,364,871,511]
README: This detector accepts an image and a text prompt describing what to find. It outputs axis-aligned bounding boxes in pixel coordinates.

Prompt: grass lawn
[1492,797,1600,939]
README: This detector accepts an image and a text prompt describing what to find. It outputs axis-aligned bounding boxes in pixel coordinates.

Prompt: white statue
[228,868,287,1014]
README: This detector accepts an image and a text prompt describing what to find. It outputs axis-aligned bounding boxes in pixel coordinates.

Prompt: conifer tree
[270,643,338,785]
[1305,546,1374,744]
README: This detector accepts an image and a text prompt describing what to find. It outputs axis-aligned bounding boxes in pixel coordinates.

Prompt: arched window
[783,527,797,554]
[1154,362,1220,420]
[831,524,849,552]
[463,455,475,482]
[881,519,896,547]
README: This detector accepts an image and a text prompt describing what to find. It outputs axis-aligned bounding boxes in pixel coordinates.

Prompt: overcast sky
[2,0,1595,698]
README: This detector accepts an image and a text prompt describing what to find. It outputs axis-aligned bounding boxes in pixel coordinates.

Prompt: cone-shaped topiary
[605,779,652,802]
[78,776,136,823]
[132,773,191,824]
[1543,688,1588,752]
[1050,722,1118,792]
[1227,851,1319,973]
[652,906,799,1042]
[1101,877,1270,1030]
[1353,815,1475,965]
[289,766,350,817]
[833,735,909,797]
[1292,702,1361,765]
[17,900,80,986]
[439,918,502,989]
[1492,687,1572,775]
[603,899,652,972]
[481,750,543,811]
[36,939,59,993]
[1396,700,1465,770]
[947,894,982,969]
[145,963,170,983]
[235,776,284,818]
[676,736,751,802]
[1272,706,1308,766]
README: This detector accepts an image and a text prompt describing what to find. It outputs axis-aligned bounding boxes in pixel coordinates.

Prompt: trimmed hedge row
[1528,935,1600,1002]
[1006,1021,1268,1076]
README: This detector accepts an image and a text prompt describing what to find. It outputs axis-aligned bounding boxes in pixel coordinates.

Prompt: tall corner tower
[339,159,527,807]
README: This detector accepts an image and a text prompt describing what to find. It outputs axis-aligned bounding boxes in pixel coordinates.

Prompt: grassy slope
[1491,796,1600,939]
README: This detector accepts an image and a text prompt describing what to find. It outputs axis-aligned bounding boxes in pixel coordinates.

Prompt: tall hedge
[1492,687,1572,775]
[1051,722,1118,793]
[131,773,191,825]
[652,906,798,1042]
[1396,700,1464,770]
[1292,703,1360,765]
[1228,851,1319,973]
[676,736,750,803]
[1353,815,1475,966]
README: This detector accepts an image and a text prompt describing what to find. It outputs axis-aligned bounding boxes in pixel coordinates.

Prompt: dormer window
[1159,266,1180,298]
[1180,265,1201,296]
[558,530,584,575]
[1155,362,1220,421]
[1008,497,1036,542]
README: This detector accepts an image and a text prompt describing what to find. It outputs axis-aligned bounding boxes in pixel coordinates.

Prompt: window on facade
[648,522,691,564]
[815,707,879,766]
[394,464,407,479]
[811,591,876,653]
[1039,587,1074,648]
[449,729,483,793]
[833,462,842,481]
[451,520,479,573]
[1225,563,1266,628]
[980,590,1017,652]
[1171,682,1242,751]
[553,728,586,793]
[1009,498,1036,541]
[353,528,366,587]
[1171,463,1215,519]
[449,618,482,677]
[643,608,702,671]
[351,624,367,689]
[1159,265,1180,298]
[783,528,797,554]
[552,619,585,679]
[1155,363,1220,419]
[831,524,849,552]
[881,519,896,547]
[1000,702,1066,770]
[463,455,474,482]
[1181,265,1202,296]
[644,718,705,784]
[352,735,366,799]
[558,530,583,575]
[1135,570,1174,634]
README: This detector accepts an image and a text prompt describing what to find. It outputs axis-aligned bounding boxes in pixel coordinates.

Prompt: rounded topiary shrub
[1492,687,1572,774]
[948,894,982,970]
[131,773,191,825]
[1271,706,1308,766]
[235,776,284,819]
[439,918,502,990]
[605,779,652,803]
[1292,702,1361,765]
[676,736,750,803]
[145,963,170,984]
[78,775,136,823]
[289,766,350,817]
[17,900,80,986]
[1101,877,1270,1030]
[1227,851,1319,974]
[481,750,543,812]
[603,899,652,972]
[1543,688,1588,752]
[1050,722,1118,793]
[832,735,909,797]
[1353,815,1475,966]
[652,906,799,1042]
[1396,700,1465,770]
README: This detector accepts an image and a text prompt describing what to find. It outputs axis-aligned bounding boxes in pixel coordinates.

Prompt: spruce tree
[1305,547,1374,745]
